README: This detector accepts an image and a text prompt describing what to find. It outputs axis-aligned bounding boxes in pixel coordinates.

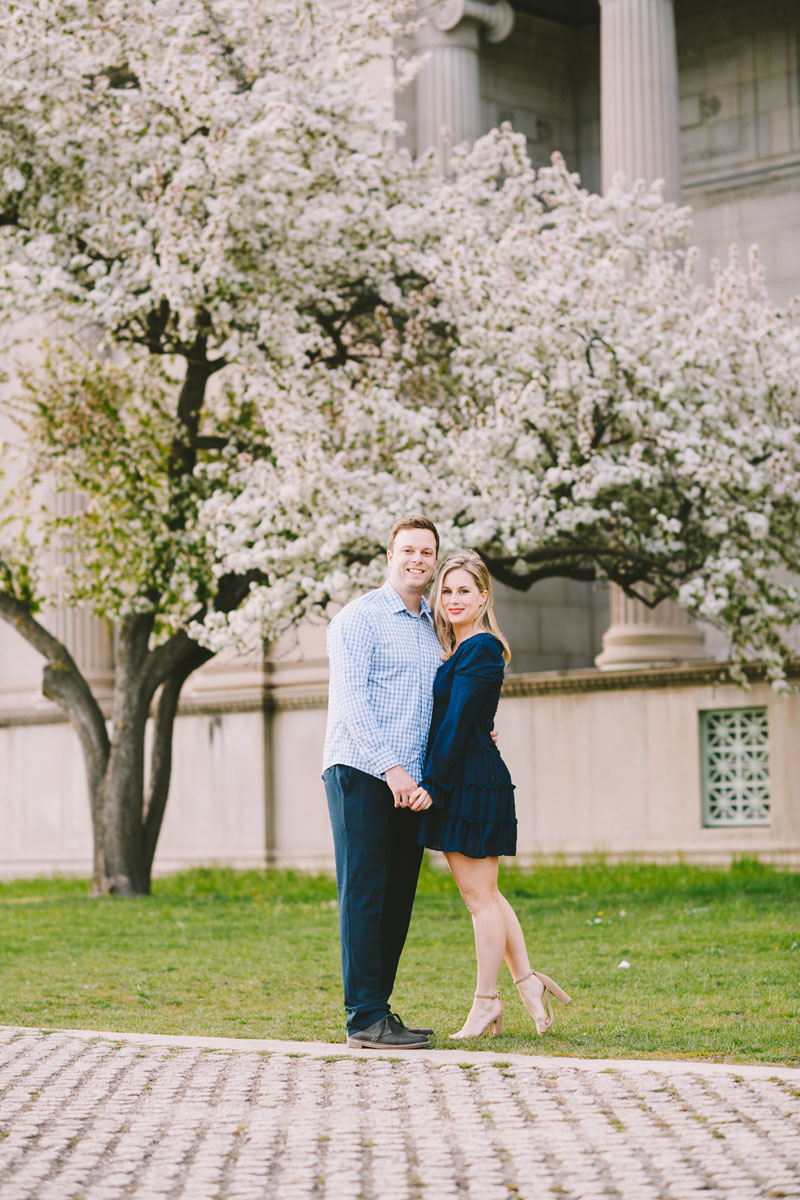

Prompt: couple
[322,515,571,1049]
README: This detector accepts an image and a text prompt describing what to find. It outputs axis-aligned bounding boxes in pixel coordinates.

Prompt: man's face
[387,528,438,595]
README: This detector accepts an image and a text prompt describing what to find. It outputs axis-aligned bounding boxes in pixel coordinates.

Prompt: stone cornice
[501,660,800,697]
[683,156,800,200]
[3,659,796,726]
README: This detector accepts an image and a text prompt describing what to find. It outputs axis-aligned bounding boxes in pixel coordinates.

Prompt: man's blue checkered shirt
[323,580,443,781]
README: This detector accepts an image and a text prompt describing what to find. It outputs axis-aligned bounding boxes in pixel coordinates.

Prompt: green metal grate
[700,707,771,827]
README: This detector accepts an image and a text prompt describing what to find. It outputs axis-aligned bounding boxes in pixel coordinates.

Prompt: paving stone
[0,1027,799,1199]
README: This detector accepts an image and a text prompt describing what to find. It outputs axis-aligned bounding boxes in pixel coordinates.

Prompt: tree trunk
[91,621,213,896]
[96,702,152,895]
[0,594,216,897]
[88,615,151,894]
[1,552,257,895]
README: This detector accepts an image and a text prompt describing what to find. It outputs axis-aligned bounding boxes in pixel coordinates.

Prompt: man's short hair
[388,515,440,555]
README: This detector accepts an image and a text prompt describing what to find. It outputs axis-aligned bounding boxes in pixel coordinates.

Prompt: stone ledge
[682,153,800,199]
[2,659,798,723]
[502,659,800,697]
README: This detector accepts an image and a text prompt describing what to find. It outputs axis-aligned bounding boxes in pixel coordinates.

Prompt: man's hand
[491,723,499,746]
[407,786,433,812]
[384,764,418,808]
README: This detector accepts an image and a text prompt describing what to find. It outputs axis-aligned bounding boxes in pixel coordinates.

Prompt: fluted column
[595,584,705,668]
[416,0,514,166]
[596,0,706,668]
[600,0,680,200]
[43,491,114,703]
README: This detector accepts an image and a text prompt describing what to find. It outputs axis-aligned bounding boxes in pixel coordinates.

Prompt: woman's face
[440,568,488,634]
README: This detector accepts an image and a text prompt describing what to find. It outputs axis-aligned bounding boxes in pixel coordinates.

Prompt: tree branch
[485,558,598,590]
[142,643,212,874]
[0,591,110,809]
[195,435,229,451]
[140,570,266,699]
[115,612,156,681]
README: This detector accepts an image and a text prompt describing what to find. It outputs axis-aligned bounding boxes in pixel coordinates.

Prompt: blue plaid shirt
[323,580,443,781]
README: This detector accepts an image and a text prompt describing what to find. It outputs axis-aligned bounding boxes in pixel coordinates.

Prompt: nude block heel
[514,970,572,1035]
[449,991,504,1039]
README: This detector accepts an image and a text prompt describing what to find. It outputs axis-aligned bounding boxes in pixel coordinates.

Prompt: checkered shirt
[322,580,443,781]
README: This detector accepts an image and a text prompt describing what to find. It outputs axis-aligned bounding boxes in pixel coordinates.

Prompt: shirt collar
[381,579,433,619]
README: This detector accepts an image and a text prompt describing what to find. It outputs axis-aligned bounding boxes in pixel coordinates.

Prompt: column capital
[431,0,514,43]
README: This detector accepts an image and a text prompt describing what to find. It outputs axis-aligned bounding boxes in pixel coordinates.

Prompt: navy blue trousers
[323,765,425,1034]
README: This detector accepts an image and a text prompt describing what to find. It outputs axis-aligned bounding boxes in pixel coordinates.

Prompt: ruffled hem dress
[417,633,517,859]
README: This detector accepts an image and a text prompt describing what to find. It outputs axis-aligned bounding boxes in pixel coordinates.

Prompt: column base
[595,622,708,669]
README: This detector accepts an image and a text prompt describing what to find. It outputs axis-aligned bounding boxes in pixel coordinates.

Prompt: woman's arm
[418,637,503,804]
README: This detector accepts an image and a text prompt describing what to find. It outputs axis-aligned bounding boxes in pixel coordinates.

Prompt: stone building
[1,0,799,876]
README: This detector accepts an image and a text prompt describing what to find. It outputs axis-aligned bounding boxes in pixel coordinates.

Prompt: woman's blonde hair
[431,550,510,663]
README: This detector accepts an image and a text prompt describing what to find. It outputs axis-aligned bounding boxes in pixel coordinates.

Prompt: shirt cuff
[375,748,402,775]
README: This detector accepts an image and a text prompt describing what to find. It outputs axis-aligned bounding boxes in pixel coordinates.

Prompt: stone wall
[678,0,800,305]
[3,665,798,878]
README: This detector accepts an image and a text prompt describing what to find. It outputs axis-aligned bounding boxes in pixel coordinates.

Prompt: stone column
[44,491,115,703]
[596,0,705,667]
[48,605,114,699]
[600,0,681,201]
[416,0,514,165]
[594,584,705,668]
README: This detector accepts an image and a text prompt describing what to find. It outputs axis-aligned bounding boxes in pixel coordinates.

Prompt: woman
[407,551,571,1040]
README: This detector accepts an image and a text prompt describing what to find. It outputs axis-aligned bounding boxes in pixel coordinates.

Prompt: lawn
[1,858,798,1065]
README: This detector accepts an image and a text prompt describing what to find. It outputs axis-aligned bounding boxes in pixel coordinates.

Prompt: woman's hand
[407,787,433,811]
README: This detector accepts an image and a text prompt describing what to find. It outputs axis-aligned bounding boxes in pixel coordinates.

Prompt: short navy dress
[417,633,517,858]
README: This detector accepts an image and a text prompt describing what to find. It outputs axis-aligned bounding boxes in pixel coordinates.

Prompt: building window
[700,708,771,827]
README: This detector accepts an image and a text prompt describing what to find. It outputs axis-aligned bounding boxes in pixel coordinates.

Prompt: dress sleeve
[419,637,503,803]
[327,607,400,775]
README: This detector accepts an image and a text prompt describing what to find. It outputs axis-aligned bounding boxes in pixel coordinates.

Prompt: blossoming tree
[207,136,800,678]
[0,0,445,894]
[1,0,799,896]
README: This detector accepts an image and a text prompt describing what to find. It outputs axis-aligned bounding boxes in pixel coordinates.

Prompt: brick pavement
[1,1026,799,1200]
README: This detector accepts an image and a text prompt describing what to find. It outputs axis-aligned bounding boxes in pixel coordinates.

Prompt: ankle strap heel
[450,991,504,1039]
[514,970,572,1036]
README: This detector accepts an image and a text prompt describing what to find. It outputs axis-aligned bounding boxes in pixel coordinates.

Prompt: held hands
[384,764,418,808]
[384,765,433,811]
[406,786,433,812]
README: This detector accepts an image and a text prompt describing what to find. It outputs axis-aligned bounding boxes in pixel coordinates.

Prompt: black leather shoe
[388,1011,434,1038]
[346,1016,430,1049]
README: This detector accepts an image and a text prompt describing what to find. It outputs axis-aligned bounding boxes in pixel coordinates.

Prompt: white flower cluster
[1,0,798,679]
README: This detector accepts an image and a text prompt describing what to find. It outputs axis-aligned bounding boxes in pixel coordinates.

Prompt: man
[322,515,442,1048]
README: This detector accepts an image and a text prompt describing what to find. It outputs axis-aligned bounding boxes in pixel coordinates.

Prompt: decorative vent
[700,708,770,827]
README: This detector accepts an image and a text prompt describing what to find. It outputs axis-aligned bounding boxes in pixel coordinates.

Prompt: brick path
[1,1026,799,1199]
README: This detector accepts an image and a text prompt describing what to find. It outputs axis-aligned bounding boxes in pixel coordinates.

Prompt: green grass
[1,858,798,1065]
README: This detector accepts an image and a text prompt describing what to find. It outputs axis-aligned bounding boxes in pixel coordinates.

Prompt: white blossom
[0,0,798,682]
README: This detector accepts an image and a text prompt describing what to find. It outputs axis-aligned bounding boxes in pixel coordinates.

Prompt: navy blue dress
[417,633,517,858]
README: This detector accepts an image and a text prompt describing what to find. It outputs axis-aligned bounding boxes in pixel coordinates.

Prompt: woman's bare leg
[444,851,505,995]
[498,892,533,981]
[445,852,554,1035]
